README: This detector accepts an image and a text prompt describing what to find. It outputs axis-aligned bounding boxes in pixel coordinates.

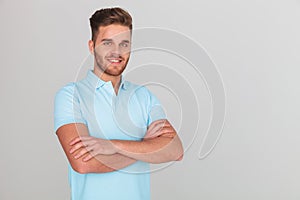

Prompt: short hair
[89,7,133,43]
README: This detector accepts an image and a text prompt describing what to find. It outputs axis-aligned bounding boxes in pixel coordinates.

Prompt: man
[54,7,183,200]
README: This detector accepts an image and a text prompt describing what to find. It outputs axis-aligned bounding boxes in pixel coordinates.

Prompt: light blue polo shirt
[54,70,166,200]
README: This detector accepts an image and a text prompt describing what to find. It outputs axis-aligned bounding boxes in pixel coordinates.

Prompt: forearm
[57,123,136,174]
[67,120,183,168]
[93,153,136,172]
[69,149,136,174]
[112,135,183,164]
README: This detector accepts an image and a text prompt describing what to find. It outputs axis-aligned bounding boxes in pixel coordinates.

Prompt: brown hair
[89,7,133,43]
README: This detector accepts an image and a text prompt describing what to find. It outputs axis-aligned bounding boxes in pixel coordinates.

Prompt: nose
[110,44,121,55]
[109,52,121,58]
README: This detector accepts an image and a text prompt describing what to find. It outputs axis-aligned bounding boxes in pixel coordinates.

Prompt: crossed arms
[56,119,183,174]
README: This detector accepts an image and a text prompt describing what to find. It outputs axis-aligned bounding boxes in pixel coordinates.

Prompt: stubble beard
[94,53,129,77]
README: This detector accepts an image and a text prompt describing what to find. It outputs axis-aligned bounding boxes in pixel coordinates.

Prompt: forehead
[97,24,131,41]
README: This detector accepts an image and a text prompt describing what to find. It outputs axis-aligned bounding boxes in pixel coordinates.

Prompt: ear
[88,40,94,55]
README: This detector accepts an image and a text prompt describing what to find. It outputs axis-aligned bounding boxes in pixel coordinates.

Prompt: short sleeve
[146,88,166,127]
[54,83,86,133]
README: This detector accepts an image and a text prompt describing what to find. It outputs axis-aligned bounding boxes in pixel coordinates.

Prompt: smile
[107,58,122,63]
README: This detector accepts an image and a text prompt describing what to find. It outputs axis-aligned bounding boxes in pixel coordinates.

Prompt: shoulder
[56,82,75,94]
[54,82,78,102]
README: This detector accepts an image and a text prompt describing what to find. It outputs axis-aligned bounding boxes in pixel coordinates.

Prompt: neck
[93,67,121,92]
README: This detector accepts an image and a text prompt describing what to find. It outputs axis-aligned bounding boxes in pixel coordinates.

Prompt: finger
[145,125,175,139]
[82,144,99,161]
[159,130,176,138]
[152,128,174,138]
[148,121,164,134]
[69,136,93,146]
[147,120,164,133]
[70,142,86,154]
[147,120,165,133]
[163,120,171,127]
[74,147,90,159]
[155,120,171,130]
[78,136,93,141]
[160,120,171,128]
[85,143,96,152]
[157,127,172,133]
[145,121,167,138]
[69,137,82,146]
[80,138,97,148]
[82,154,93,162]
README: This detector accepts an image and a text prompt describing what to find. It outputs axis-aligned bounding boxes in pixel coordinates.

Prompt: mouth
[106,58,123,64]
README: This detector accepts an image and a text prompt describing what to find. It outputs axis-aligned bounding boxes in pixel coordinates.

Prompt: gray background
[1,0,299,199]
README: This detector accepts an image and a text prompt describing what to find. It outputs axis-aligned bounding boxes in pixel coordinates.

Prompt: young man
[54,7,183,200]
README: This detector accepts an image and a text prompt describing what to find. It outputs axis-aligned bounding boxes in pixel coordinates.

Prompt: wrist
[111,140,122,153]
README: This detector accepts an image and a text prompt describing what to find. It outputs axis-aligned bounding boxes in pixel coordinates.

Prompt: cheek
[95,48,108,60]
[119,46,131,56]
[122,52,131,60]
[95,45,110,55]
[94,52,106,66]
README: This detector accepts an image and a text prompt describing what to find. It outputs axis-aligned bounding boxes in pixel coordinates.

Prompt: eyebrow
[101,38,130,43]
[101,39,113,42]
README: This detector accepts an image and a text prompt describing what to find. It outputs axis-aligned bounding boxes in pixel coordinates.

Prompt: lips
[107,57,123,63]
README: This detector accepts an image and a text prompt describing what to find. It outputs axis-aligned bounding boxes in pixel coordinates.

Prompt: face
[89,24,131,77]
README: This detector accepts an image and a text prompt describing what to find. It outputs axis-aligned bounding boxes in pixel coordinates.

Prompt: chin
[105,72,122,76]
[105,65,126,76]
[105,69,125,76]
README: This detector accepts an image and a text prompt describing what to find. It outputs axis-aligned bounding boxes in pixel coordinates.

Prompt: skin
[69,119,183,164]
[56,24,183,174]
[89,24,131,94]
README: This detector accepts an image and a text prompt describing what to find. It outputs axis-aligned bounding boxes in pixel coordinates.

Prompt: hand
[144,119,176,139]
[69,136,118,162]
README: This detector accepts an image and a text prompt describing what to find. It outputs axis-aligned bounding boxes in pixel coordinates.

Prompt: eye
[103,41,112,46]
[120,42,129,48]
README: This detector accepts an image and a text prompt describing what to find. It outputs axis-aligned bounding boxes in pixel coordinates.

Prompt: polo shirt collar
[86,70,127,90]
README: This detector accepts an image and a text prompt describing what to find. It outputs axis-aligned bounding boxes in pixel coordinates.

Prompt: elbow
[174,148,184,161]
[174,141,184,161]
[162,146,184,163]
[176,153,184,161]
[70,160,96,174]
[74,167,89,174]
[171,134,184,161]
[163,151,183,163]
[71,163,89,174]
[164,136,184,162]
[70,160,115,174]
